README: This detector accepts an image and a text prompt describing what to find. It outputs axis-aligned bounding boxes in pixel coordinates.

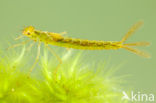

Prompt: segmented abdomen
[50,37,121,50]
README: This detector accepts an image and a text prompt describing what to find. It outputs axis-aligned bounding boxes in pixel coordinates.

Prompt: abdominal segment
[50,37,120,50]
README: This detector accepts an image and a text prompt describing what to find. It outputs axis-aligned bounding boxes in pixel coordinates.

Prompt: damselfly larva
[10,21,150,74]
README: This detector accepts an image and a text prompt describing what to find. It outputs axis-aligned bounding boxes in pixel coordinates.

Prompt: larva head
[22,26,35,37]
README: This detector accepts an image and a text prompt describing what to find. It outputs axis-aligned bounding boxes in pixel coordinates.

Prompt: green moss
[0,48,128,103]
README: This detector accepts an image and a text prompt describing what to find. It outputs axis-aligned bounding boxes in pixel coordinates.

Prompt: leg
[26,42,35,51]
[7,40,30,50]
[46,45,62,75]
[29,42,41,74]
[14,35,25,40]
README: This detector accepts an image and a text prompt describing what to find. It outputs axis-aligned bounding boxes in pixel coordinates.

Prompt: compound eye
[27,32,31,35]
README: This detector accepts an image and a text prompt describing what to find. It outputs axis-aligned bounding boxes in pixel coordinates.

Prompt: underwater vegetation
[0,46,128,103]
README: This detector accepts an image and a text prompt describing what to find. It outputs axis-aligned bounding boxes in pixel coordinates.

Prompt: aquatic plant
[0,47,128,103]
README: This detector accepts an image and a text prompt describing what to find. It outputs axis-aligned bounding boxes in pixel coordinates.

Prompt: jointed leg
[26,42,35,51]
[29,42,41,74]
[7,40,30,50]
[46,45,62,75]
[14,35,25,40]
